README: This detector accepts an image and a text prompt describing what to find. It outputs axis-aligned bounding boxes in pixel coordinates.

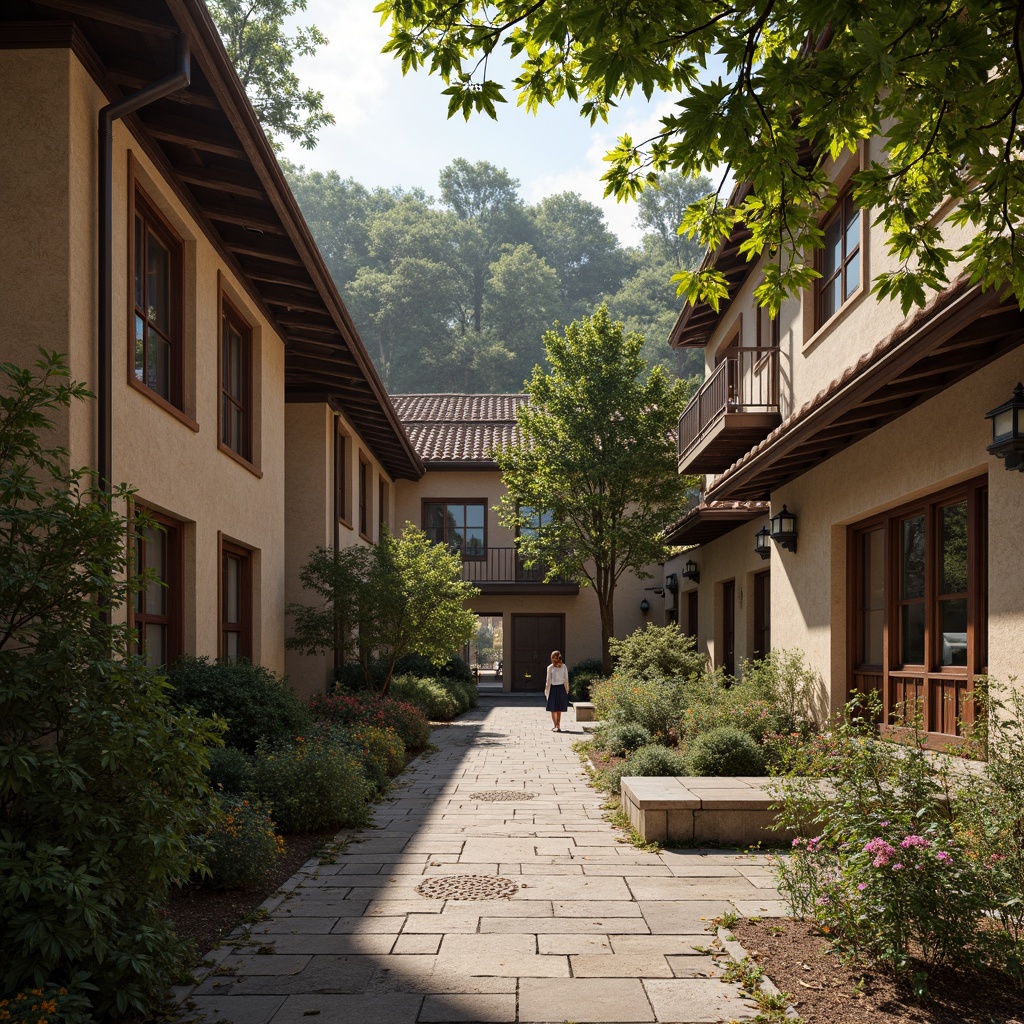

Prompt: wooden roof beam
[32,0,178,37]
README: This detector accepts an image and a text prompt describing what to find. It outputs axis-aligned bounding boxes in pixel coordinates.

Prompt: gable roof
[1,0,422,481]
[390,394,526,468]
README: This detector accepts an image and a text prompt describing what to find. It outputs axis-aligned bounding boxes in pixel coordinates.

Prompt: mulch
[731,917,1024,1024]
[168,829,338,957]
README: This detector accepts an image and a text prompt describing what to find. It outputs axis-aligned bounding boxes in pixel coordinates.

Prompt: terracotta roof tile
[391,394,527,463]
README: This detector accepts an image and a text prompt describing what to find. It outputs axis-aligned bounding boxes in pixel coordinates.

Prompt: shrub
[351,725,407,794]
[569,657,605,701]
[0,986,91,1024]
[168,655,311,753]
[206,745,251,794]
[739,649,826,731]
[686,726,766,776]
[246,730,372,833]
[607,743,689,793]
[389,674,461,720]
[308,691,432,752]
[771,696,995,989]
[335,659,384,692]
[200,795,284,890]
[596,671,689,738]
[608,623,706,681]
[437,674,478,711]
[0,353,218,1017]
[605,722,654,757]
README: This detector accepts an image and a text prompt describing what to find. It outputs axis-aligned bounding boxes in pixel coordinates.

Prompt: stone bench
[573,701,596,722]
[620,776,795,847]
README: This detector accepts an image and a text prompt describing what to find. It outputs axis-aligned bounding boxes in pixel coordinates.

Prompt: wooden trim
[335,421,351,528]
[132,505,184,666]
[358,453,371,541]
[218,273,257,469]
[217,441,263,478]
[753,569,770,659]
[219,534,253,661]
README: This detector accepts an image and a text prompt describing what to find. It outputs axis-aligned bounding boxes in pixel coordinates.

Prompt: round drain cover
[415,874,520,901]
[472,790,537,802]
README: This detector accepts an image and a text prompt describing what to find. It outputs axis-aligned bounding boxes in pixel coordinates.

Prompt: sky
[277,0,688,247]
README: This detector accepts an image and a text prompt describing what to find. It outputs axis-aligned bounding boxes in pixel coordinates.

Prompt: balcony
[677,346,782,474]
[459,548,579,595]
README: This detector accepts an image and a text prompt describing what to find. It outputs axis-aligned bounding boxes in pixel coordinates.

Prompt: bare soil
[731,917,1024,1024]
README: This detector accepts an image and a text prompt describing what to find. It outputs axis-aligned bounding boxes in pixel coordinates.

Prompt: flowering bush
[350,725,407,794]
[309,691,431,751]
[200,795,284,890]
[246,731,372,833]
[0,986,91,1024]
[388,674,461,720]
[591,671,689,739]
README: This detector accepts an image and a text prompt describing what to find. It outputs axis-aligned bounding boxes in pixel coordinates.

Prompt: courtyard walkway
[178,698,786,1024]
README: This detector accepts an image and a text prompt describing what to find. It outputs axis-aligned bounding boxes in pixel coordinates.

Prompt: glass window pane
[144,528,167,615]
[465,529,484,556]
[145,623,167,668]
[225,555,240,622]
[901,515,925,599]
[821,279,839,321]
[466,503,485,528]
[225,631,239,660]
[449,529,464,555]
[940,599,968,666]
[861,529,885,664]
[845,250,861,298]
[228,329,243,395]
[135,316,146,382]
[823,219,842,278]
[941,501,968,595]
[231,406,244,452]
[134,216,144,309]
[901,602,925,665]
[448,505,465,527]
[845,206,860,255]
[425,504,445,531]
[146,231,170,333]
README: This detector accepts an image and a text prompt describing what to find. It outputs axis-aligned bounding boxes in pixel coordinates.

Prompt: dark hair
[551,650,562,659]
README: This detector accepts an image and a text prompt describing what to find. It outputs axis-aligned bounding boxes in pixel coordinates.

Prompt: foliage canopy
[378,0,1024,314]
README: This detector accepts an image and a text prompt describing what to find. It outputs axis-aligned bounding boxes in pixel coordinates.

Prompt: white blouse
[546,664,569,690]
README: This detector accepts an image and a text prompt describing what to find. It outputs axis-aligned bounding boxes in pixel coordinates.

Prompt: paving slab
[643,978,759,1022]
[518,978,655,1022]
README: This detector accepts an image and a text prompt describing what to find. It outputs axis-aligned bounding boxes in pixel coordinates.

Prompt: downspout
[97,34,191,494]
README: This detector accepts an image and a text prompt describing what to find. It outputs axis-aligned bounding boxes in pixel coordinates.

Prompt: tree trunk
[598,583,615,675]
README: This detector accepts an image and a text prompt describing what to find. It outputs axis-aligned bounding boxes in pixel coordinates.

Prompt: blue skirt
[545,687,569,712]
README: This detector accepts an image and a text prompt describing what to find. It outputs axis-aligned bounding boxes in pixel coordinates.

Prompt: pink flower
[857,883,868,890]
[936,851,953,865]
[864,837,896,867]
[892,863,904,871]
[900,835,931,850]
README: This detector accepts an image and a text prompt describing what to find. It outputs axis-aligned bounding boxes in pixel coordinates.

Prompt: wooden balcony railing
[677,346,780,467]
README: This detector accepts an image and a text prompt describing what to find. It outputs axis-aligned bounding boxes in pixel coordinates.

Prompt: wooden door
[511,614,564,692]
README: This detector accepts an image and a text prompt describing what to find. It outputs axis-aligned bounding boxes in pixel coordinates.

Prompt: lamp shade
[985,383,1024,471]
[754,524,771,560]
[769,505,798,553]
[682,559,700,583]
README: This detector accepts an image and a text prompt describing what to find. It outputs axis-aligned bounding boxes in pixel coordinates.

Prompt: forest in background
[282,158,710,394]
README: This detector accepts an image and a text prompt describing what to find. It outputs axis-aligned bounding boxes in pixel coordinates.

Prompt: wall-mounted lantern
[681,559,700,584]
[639,598,651,613]
[754,524,771,560]
[985,382,1024,471]
[665,573,679,591]
[770,505,798,553]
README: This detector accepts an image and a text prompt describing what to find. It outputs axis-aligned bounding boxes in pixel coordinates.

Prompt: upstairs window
[424,500,486,558]
[818,192,861,325]
[132,191,182,405]
[220,298,252,462]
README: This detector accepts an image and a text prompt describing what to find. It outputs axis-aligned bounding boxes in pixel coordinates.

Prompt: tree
[495,307,691,672]
[287,525,480,693]
[0,353,218,1016]
[209,0,334,150]
[633,173,714,269]
[379,1,1024,314]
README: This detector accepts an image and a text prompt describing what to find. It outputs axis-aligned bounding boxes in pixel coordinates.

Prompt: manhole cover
[472,790,537,802]
[415,875,520,901]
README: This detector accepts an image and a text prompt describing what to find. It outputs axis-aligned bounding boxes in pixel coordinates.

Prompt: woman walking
[545,650,570,731]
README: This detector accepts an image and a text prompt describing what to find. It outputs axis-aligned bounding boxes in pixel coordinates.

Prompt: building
[392,394,658,692]
[660,143,1024,745]
[1,0,419,689]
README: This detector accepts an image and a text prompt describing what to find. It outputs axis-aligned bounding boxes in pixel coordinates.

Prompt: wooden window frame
[218,292,259,473]
[721,579,736,677]
[817,191,863,328]
[422,498,488,561]
[335,424,351,527]
[219,535,253,661]
[847,477,987,743]
[378,476,388,536]
[753,570,771,660]
[685,589,699,641]
[132,507,184,668]
[128,183,194,426]
[358,455,371,540]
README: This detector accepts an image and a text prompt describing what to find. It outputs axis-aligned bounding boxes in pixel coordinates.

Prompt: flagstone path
[178,697,787,1024]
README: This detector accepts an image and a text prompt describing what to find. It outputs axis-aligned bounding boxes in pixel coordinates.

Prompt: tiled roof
[664,500,769,547]
[391,394,527,463]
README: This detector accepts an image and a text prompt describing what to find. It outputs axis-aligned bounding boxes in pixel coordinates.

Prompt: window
[753,570,771,659]
[132,190,182,405]
[133,510,182,668]
[335,425,349,523]
[686,590,698,641]
[515,506,551,581]
[379,477,388,536]
[818,192,861,324]
[424,500,486,558]
[221,539,252,661]
[358,456,370,538]
[220,298,252,462]
[849,478,987,738]
[721,580,736,677]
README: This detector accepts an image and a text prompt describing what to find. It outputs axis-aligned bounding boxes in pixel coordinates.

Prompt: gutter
[97,34,191,493]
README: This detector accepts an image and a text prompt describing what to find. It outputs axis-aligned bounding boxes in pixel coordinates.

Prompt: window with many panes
[849,478,987,738]
[335,425,350,523]
[358,456,370,538]
[133,190,182,405]
[220,298,252,462]
[424,500,486,558]
[134,509,182,669]
[818,192,861,325]
[753,570,771,659]
[221,539,252,661]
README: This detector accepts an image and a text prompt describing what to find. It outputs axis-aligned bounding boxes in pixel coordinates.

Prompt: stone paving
[178,698,787,1023]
